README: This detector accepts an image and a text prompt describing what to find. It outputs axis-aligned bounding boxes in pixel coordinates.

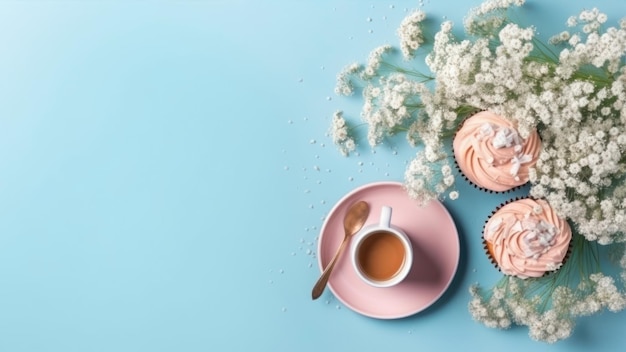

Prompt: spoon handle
[311,236,349,300]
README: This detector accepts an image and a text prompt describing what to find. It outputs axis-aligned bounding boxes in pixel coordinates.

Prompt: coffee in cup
[350,206,412,287]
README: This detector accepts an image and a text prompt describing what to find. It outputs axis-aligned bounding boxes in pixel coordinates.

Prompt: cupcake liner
[451,111,530,194]
[482,196,573,279]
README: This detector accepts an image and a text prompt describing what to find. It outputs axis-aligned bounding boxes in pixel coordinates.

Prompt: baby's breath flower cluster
[362,73,428,147]
[329,111,356,156]
[464,0,524,36]
[404,152,456,205]
[530,120,626,244]
[398,10,427,60]
[334,63,361,96]
[327,0,626,342]
[426,19,537,138]
[525,7,626,245]
[362,44,394,80]
[469,237,626,343]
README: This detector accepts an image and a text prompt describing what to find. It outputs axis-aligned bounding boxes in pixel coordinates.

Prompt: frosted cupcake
[453,111,541,192]
[483,198,572,279]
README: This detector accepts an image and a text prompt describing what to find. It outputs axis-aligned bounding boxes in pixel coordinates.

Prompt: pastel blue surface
[0,0,624,351]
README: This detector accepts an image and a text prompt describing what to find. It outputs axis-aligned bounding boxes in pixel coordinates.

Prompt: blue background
[0,0,624,351]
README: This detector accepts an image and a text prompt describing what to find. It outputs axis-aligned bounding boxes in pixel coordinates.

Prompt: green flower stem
[530,37,559,63]
[389,125,410,134]
[379,62,434,81]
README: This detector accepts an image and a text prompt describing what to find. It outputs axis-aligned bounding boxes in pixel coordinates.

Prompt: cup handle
[379,206,392,228]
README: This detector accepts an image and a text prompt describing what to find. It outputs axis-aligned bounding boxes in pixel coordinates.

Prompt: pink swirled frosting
[453,111,541,192]
[483,198,571,279]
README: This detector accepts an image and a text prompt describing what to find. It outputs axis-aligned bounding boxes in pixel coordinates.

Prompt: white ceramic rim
[350,223,413,288]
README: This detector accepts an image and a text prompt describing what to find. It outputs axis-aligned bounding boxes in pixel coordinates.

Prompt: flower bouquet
[328,0,626,343]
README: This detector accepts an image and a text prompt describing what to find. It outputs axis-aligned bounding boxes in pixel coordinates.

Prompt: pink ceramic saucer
[317,181,460,319]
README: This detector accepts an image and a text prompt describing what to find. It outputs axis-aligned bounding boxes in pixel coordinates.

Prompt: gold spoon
[312,200,370,300]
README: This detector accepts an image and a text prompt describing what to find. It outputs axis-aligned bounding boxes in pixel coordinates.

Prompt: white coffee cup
[350,205,413,287]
